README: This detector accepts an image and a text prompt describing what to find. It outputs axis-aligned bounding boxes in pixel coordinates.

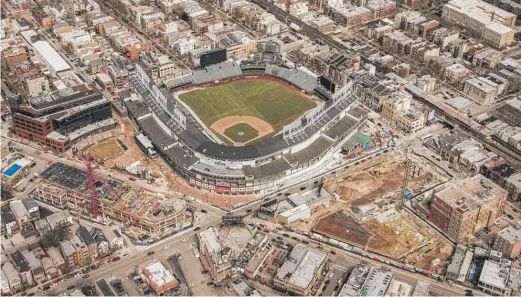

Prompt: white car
[164,245,171,249]
[182,238,189,242]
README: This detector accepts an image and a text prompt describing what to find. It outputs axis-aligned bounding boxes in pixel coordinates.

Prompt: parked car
[112,256,121,261]
[194,227,200,231]
[147,251,155,256]
[282,234,290,238]
[67,285,75,290]
[506,214,515,220]
[200,209,207,213]
[329,251,337,255]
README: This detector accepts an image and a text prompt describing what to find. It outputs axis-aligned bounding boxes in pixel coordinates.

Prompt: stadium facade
[123,60,367,195]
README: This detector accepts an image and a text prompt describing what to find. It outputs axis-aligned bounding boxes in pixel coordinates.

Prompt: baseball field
[178,78,316,144]
[179,79,316,131]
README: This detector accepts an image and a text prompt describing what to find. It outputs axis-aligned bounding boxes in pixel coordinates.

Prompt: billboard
[216,181,231,192]
[222,215,244,224]
[319,76,336,94]
[200,49,227,68]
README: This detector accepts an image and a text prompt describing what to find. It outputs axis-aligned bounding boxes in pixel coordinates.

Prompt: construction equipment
[400,148,412,209]
[76,148,121,218]
[85,158,99,218]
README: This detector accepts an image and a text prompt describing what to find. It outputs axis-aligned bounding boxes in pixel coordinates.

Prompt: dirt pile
[327,172,384,201]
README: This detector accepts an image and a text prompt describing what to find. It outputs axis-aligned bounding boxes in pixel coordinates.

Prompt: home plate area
[210,116,274,145]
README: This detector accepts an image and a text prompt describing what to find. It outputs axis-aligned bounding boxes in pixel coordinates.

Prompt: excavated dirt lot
[325,156,435,205]
[86,140,123,159]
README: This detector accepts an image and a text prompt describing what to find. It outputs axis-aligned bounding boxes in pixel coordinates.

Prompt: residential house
[22,250,44,283]
[90,227,110,257]
[46,210,73,230]
[71,235,91,266]
[60,240,77,270]
[2,262,22,293]
[46,247,66,272]
[10,250,34,287]
[104,228,124,250]
[1,270,10,295]
[77,226,98,261]
[41,257,59,280]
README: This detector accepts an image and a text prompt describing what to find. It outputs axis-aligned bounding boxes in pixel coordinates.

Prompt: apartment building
[197,227,232,283]
[492,226,521,258]
[157,55,176,79]
[60,240,77,270]
[442,0,515,49]
[463,77,499,105]
[71,235,91,266]
[444,63,470,82]
[428,175,507,243]
[380,90,425,134]
[77,226,99,261]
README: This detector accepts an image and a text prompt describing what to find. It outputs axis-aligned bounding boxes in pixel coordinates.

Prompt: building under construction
[32,163,189,237]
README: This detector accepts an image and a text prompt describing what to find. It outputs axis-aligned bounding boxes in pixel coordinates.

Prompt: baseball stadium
[123,48,367,196]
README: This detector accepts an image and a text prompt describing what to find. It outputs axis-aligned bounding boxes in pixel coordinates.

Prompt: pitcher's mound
[211,116,274,144]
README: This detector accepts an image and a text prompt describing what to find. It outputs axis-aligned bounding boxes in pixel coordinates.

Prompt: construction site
[32,162,191,241]
[324,154,441,205]
[292,154,454,274]
[72,118,255,209]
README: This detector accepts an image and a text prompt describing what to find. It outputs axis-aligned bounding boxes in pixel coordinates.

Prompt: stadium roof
[32,40,71,72]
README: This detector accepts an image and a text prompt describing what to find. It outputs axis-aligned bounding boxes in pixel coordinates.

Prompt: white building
[276,204,311,224]
[289,3,309,17]
[442,0,515,49]
[478,260,509,295]
[361,268,394,297]
[386,280,413,296]
[172,38,197,55]
[157,55,175,78]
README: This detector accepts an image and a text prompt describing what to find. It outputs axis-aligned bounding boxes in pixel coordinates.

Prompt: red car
[263,229,270,233]
[112,256,121,261]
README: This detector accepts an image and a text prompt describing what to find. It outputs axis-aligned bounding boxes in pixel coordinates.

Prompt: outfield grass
[223,123,259,143]
[178,79,316,131]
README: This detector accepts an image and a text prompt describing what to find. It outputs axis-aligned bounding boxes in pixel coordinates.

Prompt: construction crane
[85,158,99,218]
[400,148,412,209]
[74,147,120,218]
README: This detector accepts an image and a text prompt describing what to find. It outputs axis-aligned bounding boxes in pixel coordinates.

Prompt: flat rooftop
[434,174,507,213]
[275,243,327,289]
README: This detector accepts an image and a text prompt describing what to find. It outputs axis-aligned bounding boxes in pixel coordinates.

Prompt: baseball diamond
[223,123,259,143]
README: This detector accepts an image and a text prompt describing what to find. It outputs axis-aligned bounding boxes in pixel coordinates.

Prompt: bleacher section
[190,61,243,84]
[265,64,317,93]
[165,74,194,89]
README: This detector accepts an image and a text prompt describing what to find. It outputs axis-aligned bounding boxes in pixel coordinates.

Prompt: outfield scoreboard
[200,49,227,68]
[319,76,336,94]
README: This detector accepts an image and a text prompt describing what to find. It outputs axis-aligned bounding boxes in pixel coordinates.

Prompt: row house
[46,247,66,272]
[10,251,34,287]
[22,251,44,283]
[2,263,22,293]
[41,257,59,279]
[77,226,99,261]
